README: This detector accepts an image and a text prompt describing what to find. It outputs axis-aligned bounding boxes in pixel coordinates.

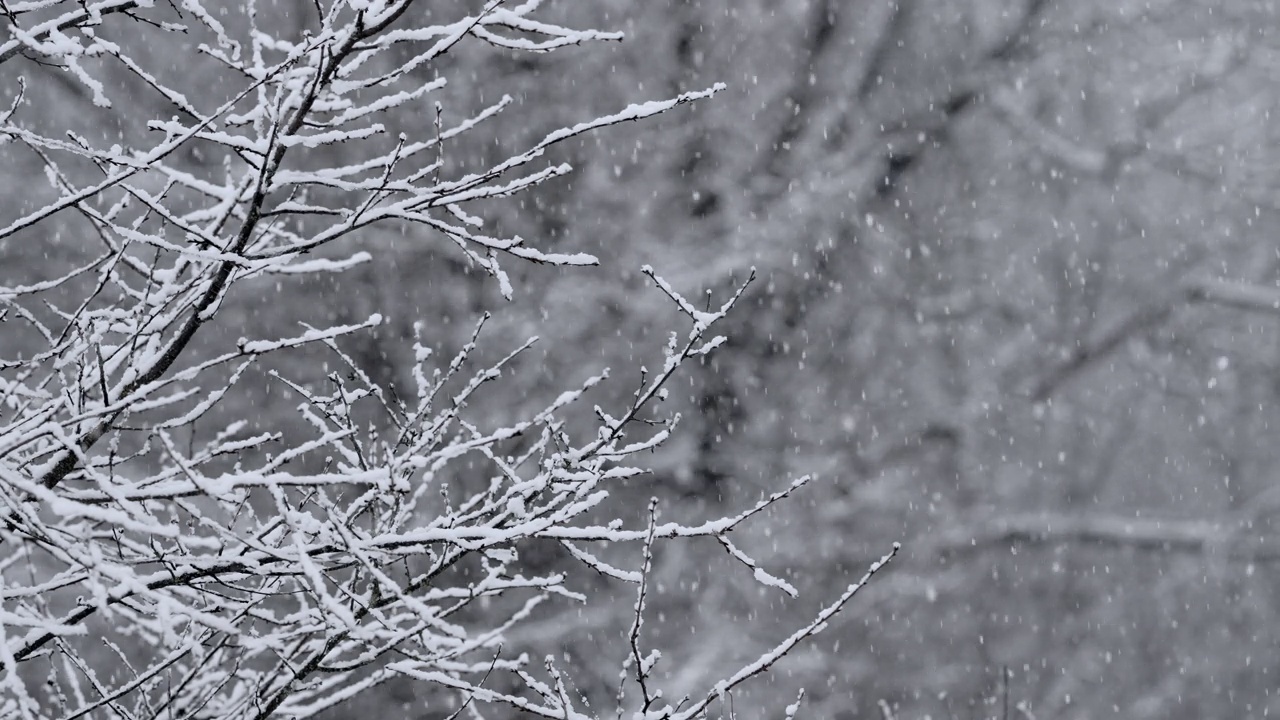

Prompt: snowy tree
[0,3,896,718]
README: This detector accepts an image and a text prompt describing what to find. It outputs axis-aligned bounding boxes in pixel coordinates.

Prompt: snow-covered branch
[0,3,892,719]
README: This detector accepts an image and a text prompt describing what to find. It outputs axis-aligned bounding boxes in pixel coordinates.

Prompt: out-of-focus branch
[1029,295,1176,402]
[1031,275,1280,401]
[987,87,1112,175]
[934,501,1280,564]
[934,513,1231,557]
[988,15,1245,181]
[1187,278,1280,315]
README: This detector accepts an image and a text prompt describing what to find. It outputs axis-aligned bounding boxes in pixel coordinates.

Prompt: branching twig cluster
[0,2,893,719]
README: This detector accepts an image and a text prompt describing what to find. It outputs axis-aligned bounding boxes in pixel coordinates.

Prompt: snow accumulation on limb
[676,544,900,720]
[0,2,893,719]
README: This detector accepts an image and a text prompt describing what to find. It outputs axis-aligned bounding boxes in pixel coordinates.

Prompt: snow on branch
[0,3,889,719]
[675,544,900,720]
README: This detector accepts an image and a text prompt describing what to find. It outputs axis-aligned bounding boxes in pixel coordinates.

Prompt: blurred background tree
[460,1,1280,717]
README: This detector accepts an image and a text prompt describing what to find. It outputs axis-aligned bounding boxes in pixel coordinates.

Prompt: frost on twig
[0,3,892,719]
